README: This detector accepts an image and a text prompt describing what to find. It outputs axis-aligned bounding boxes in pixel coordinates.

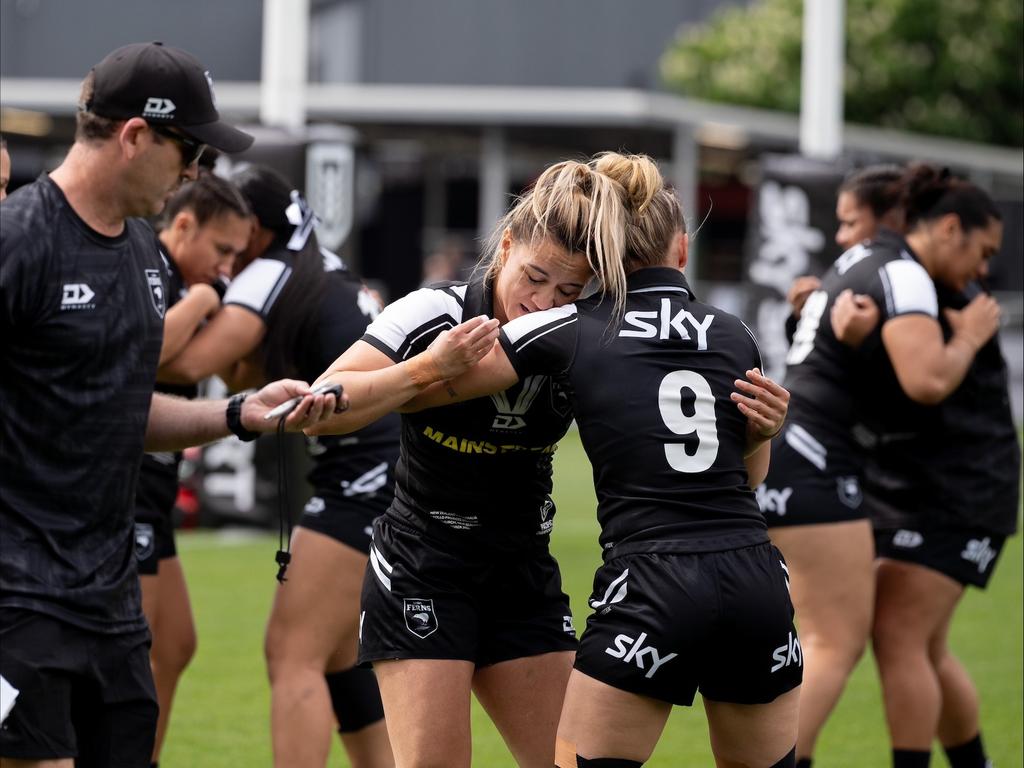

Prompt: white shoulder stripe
[364,286,467,356]
[881,259,938,318]
[502,304,577,345]
[515,316,578,353]
[223,259,290,314]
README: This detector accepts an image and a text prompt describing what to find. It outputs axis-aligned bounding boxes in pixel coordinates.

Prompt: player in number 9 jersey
[399,159,800,767]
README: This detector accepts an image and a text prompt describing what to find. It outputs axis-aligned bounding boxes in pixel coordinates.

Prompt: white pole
[479,128,509,241]
[799,0,845,159]
[261,0,309,130]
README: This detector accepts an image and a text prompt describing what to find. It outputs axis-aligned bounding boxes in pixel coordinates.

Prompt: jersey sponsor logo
[421,426,557,456]
[134,523,155,562]
[341,461,389,498]
[756,484,793,517]
[604,631,678,679]
[771,631,802,673]
[836,476,862,509]
[619,298,714,349]
[892,529,924,549]
[961,537,997,574]
[61,282,96,310]
[145,269,166,318]
[142,97,176,118]
[489,375,546,430]
[537,499,554,536]
[304,496,325,517]
[404,598,439,639]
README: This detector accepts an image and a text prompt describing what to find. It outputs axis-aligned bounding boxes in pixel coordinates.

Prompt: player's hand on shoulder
[831,288,879,348]
[946,293,1001,350]
[731,368,789,441]
[428,315,501,379]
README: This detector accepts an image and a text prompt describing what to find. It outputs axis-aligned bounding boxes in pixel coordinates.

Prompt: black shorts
[758,422,865,528]
[297,487,381,555]
[133,465,179,576]
[358,516,577,668]
[875,526,1006,588]
[574,543,802,706]
[0,609,157,765]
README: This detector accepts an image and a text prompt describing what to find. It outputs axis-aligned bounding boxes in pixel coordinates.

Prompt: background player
[137,172,253,767]
[157,164,401,768]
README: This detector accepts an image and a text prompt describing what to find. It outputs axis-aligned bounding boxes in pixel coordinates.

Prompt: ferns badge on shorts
[403,598,438,639]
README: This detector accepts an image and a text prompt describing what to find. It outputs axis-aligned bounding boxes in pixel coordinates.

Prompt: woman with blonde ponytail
[311,152,797,766]
[307,157,630,768]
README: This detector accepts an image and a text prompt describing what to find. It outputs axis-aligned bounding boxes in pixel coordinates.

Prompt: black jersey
[140,251,195,483]
[0,176,166,634]
[865,282,1021,535]
[784,230,939,447]
[361,273,574,551]
[225,246,399,502]
[500,267,768,557]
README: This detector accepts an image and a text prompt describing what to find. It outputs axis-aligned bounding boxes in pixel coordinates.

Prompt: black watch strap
[226,392,260,442]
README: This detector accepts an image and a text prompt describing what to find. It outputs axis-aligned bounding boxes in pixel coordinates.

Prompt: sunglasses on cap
[149,123,207,166]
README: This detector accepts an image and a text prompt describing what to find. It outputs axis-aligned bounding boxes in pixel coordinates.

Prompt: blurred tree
[660,0,1024,147]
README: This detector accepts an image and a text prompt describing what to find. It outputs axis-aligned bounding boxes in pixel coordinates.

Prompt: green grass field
[163,430,1023,767]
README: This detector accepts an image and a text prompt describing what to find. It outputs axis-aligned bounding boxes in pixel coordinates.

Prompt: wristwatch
[226,392,260,442]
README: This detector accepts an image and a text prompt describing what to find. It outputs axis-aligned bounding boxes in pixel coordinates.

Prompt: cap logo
[143,97,176,118]
[204,70,219,108]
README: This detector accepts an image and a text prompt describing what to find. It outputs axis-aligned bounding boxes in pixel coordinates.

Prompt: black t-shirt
[865,282,1021,534]
[783,231,939,450]
[0,175,166,634]
[361,273,574,551]
[140,252,195,482]
[226,247,399,504]
[501,267,768,557]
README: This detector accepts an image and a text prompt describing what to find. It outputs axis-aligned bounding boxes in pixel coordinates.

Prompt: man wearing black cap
[0,43,343,767]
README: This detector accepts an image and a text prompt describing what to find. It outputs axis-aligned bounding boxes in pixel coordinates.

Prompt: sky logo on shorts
[771,631,802,673]
[604,632,678,679]
[756,485,793,516]
[893,530,924,549]
[961,537,996,574]
[404,598,438,639]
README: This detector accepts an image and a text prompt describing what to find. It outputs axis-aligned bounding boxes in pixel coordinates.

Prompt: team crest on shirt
[403,598,438,639]
[144,269,166,318]
[134,523,155,562]
[836,476,862,509]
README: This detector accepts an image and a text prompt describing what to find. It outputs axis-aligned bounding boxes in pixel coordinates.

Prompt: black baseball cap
[85,42,254,154]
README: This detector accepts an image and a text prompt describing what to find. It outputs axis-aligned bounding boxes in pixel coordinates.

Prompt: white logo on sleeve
[771,631,803,673]
[604,632,678,679]
[961,537,997,574]
[145,269,166,318]
[142,97,176,117]
[61,283,95,310]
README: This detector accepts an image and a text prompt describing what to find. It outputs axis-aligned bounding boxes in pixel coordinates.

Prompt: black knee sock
[893,748,931,768]
[796,757,813,768]
[944,733,989,768]
[770,747,796,768]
